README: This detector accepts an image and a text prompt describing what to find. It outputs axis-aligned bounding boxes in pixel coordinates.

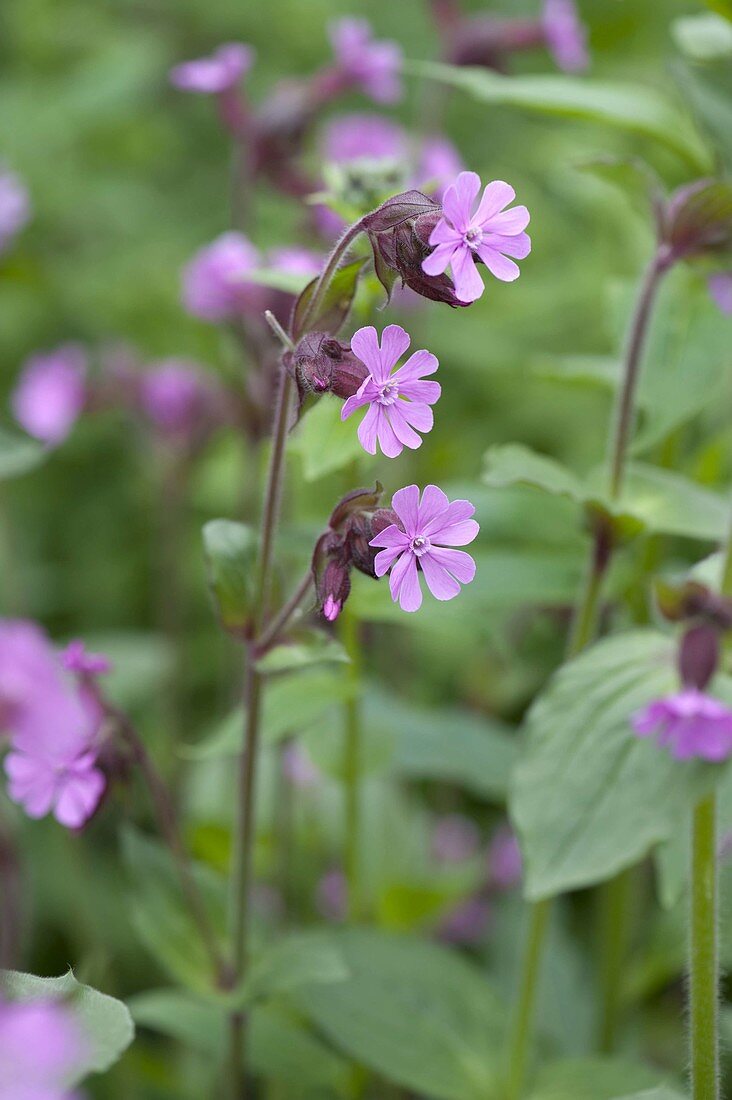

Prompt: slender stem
[505,899,551,1100]
[340,606,362,920]
[0,812,22,967]
[256,568,314,653]
[257,370,295,628]
[264,310,296,353]
[596,867,633,1053]
[292,219,364,341]
[690,792,719,1100]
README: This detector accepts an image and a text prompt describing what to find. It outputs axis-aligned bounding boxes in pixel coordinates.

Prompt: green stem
[596,867,633,1053]
[292,220,364,342]
[505,899,551,1100]
[690,792,718,1100]
[340,605,362,921]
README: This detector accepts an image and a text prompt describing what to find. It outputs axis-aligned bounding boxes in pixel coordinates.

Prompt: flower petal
[357,403,380,454]
[387,404,423,450]
[398,379,441,404]
[370,523,409,549]
[54,768,105,829]
[341,382,375,419]
[375,407,403,458]
[397,401,434,433]
[392,349,438,383]
[474,180,516,226]
[350,326,381,373]
[417,484,450,530]
[442,171,481,232]
[423,498,475,537]
[475,245,520,282]
[427,545,477,584]
[483,231,531,259]
[422,241,458,277]
[428,219,463,247]
[432,520,480,546]
[392,553,423,612]
[378,324,411,377]
[374,544,405,577]
[419,553,461,601]
[391,485,420,534]
[450,246,485,302]
[483,204,530,235]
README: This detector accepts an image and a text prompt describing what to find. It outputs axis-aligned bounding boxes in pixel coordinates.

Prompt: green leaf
[511,631,729,900]
[255,630,349,673]
[242,931,348,1004]
[293,928,504,1100]
[577,157,663,222]
[408,62,712,173]
[202,520,257,636]
[673,14,732,59]
[613,1090,687,1100]
[0,427,46,480]
[527,1057,660,1100]
[292,395,367,481]
[0,970,134,1087]
[483,444,588,507]
[291,257,365,340]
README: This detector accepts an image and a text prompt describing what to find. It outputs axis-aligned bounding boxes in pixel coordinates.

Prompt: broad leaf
[291,257,364,340]
[483,444,588,507]
[0,427,46,480]
[511,631,730,899]
[242,931,348,1004]
[293,928,504,1100]
[527,1057,660,1100]
[0,970,134,1087]
[202,520,257,636]
[255,630,348,673]
[292,395,368,481]
[409,62,712,172]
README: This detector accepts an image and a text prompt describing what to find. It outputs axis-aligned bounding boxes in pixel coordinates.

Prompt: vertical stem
[292,220,364,341]
[340,606,362,920]
[505,899,551,1100]
[690,792,718,1100]
[596,867,633,1053]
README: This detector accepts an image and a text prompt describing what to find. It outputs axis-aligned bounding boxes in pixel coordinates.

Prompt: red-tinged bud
[284,333,368,405]
[328,483,383,532]
[449,17,543,69]
[318,556,351,622]
[679,623,720,692]
[662,179,732,265]
[371,507,401,537]
[344,512,378,578]
[655,578,732,630]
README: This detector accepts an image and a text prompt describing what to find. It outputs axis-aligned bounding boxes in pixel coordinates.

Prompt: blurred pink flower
[632,689,732,762]
[267,247,322,281]
[139,359,222,440]
[370,484,479,612]
[542,0,589,73]
[341,325,440,458]
[0,166,31,254]
[708,272,732,315]
[0,620,106,829]
[423,171,531,303]
[329,18,403,104]
[316,868,347,922]
[61,640,112,677]
[320,113,408,164]
[182,232,265,322]
[417,136,464,202]
[11,344,87,446]
[169,42,254,94]
[432,813,480,863]
[281,743,320,790]
[489,824,523,889]
[0,996,86,1099]
[438,895,492,944]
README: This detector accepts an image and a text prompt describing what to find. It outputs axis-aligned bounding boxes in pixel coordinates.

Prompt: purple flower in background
[423,171,531,303]
[708,272,732,315]
[542,0,589,73]
[61,640,112,678]
[341,325,440,458]
[11,344,87,446]
[329,18,403,104]
[417,136,464,202]
[316,869,348,922]
[370,484,479,612]
[438,895,492,944]
[139,359,221,440]
[0,997,86,1099]
[632,689,732,762]
[320,113,408,164]
[268,247,323,281]
[0,166,31,254]
[281,743,321,790]
[170,42,254,94]
[432,814,480,863]
[489,824,523,889]
[182,232,264,322]
[0,620,106,829]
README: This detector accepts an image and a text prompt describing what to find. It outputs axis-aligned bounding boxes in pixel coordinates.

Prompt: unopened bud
[679,623,720,692]
[344,512,377,578]
[318,556,351,622]
[329,483,383,531]
[663,179,732,265]
[371,507,400,537]
[285,332,367,402]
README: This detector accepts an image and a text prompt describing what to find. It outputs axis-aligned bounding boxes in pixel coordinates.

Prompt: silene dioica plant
[2,3,732,1098]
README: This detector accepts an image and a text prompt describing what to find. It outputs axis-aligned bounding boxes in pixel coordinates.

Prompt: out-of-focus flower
[139,359,222,441]
[542,0,589,73]
[61,641,112,677]
[0,166,31,254]
[0,996,86,1099]
[708,272,732,315]
[181,232,264,322]
[328,18,403,104]
[321,113,408,165]
[316,868,348,922]
[11,345,87,446]
[438,895,492,944]
[489,824,523,889]
[422,171,531,303]
[370,484,479,612]
[417,136,464,202]
[281,743,320,789]
[0,620,106,829]
[432,813,480,863]
[341,325,440,458]
[632,689,732,762]
[268,247,322,281]
[169,42,254,94]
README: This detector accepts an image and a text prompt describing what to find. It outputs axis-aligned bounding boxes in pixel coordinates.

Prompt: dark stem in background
[256,568,313,654]
[0,811,22,967]
[155,447,189,774]
[504,247,670,1099]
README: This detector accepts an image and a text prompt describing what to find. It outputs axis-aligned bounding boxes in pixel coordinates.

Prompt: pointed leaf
[202,520,257,637]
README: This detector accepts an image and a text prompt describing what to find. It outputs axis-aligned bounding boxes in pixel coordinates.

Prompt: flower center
[410,535,430,556]
[376,380,399,406]
[463,225,483,249]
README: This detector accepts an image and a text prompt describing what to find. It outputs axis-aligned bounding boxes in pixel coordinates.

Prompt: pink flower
[0,997,86,1099]
[329,18,403,104]
[370,484,479,612]
[341,325,440,458]
[11,345,87,446]
[432,814,480,863]
[61,640,112,677]
[708,272,732,315]
[139,359,222,439]
[5,749,105,830]
[267,247,322,281]
[181,232,264,322]
[489,824,523,889]
[320,113,408,165]
[542,0,589,73]
[632,689,732,762]
[0,166,31,254]
[417,136,464,202]
[422,171,531,304]
[169,42,254,94]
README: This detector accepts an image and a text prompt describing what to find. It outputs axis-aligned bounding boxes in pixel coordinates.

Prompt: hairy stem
[292,219,364,341]
[690,792,719,1100]
[256,568,313,654]
[596,867,633,1052]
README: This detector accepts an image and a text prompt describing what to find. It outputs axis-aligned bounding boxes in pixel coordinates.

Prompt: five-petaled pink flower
[632,689,732,762]
[370,485,479,612]
[422,171,531,304]
[169,42,254,94]
[329,18,403,104]
[341,325,440,458]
